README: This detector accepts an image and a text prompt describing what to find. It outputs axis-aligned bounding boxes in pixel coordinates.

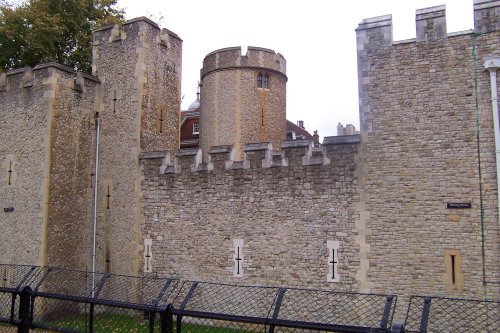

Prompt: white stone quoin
[233,239,244,277]
[327,240,340,283]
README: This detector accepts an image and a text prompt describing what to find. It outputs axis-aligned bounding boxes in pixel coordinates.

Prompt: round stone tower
[200,46,287,160]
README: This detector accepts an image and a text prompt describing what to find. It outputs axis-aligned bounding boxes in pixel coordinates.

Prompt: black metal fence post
[380,295,394,329]
[17,286,32,333]
[89,301,94,333]
[391,323,405,333]
[148,310,155,333]
[160,305,173,333]
[419,297,432,333]
[269,288,287,333]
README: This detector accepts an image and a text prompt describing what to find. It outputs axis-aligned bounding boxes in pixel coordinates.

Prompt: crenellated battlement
[140,135,360,175]
[201,46,287,80]
[0,63,100,93]
[92,16,182,43]
[356,0,499,48]
[91,16,183,77]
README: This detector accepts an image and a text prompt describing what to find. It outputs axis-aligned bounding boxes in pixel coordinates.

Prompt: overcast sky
[117,0,474,139]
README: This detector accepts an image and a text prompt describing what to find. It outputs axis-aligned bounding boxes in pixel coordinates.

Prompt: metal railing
[1,264,499,333]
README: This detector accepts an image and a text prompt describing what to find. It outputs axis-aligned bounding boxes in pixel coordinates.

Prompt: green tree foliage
[0,0,124,72]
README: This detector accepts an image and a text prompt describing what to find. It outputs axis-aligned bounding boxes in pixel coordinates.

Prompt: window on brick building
[257,72,263,88]
[192,122,200,134]
[264,73,269,89]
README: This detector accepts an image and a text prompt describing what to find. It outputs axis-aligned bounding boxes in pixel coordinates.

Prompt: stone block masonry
[0,4,499,327]
[0,17,182,276]
[200,47,287,161]
[0,64,100,269]
[92,17,182,276]
[140,139,363,290]
[356,0,500,309]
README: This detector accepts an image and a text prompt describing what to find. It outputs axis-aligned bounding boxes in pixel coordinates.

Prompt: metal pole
[160,305,173,333]
[18,286,32,333]
[483,55,500,321]
[91,112,101,296]
[484,57,500,225]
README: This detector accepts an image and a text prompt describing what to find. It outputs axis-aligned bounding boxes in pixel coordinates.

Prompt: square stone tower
[0,64,100,269]
[89,17,182,276]
[356,1,500,301]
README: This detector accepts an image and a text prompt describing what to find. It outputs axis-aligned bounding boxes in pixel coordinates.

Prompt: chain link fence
[1,264,38,331]
[402,295,500,333]
[1,264,499,333]
[168,281,396,333]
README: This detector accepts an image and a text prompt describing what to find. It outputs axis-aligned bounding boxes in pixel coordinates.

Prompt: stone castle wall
[200,47,287,161]
[44,67,100,270]
[138,0,500,314]
[0,17,182,275]
[356,0,500,305]
[0,64,99,268]
[91,17,182,276]
[140,138,363,289]
[0,3,499,322]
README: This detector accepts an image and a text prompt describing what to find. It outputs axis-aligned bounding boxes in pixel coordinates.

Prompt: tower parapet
[474,0,500,33]
[416,5,446,41]
[200,47,287,161]
[356,1,499,133]
[201,46,286,79]
[355,14,393,49]
[356,1,499,50]
[0,63,99,93]
[141,136,361,176]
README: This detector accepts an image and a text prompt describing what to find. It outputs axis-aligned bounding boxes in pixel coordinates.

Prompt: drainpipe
[91,112,101,296]
[484,56,500,227]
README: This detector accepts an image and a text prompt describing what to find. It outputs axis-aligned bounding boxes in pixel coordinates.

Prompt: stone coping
[474,0,500,10]
[203,46,282,60]
[356,14,392,31]
[176,148,200,157]
[243,142,272,152]
[4,62,100,83]
[281,140,311,149]
[416,5,446,20]
[93,16,182,41]
[208,145,233,154]
[139,151,167,160]
[323,135,361,145]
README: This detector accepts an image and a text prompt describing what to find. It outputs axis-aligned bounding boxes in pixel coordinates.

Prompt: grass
[31,313,259,332]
